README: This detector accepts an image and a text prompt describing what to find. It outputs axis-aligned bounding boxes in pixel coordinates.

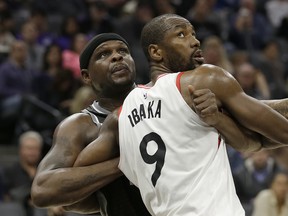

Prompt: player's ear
[81,69,91,85]
[148,44,163,62]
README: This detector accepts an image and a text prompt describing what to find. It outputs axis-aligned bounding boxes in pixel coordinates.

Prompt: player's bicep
[74,112,119,167]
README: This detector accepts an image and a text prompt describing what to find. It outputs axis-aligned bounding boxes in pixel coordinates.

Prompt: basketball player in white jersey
[72,14,288,216]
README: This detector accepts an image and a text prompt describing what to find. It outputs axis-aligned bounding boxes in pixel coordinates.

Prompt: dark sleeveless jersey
[82,101,151,216]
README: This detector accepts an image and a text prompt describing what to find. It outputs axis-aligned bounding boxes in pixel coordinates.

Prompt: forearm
[63,192,101,214]
[32,158,121,207]
[215,113,262,152]
[260,98,288,148]
[262,98,288,119]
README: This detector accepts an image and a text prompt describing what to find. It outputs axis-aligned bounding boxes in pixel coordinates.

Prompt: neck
[98,83,136,111]
[98,97,125,111]
[150,63,173,84]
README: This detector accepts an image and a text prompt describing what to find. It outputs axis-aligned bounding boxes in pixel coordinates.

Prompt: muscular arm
[258,99,288,149]
[31,114,121,211]
[74,110,120,167]
[188,85,262,152]
[187,64,288,146]
[262,99,288,119]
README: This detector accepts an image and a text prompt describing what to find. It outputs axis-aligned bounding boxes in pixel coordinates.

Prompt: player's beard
[165,47,197,72]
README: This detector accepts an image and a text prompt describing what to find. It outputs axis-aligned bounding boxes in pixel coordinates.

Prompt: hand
[188,85,219,126]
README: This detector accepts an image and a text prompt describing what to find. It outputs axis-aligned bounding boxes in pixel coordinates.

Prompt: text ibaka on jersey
[128,100,162,127]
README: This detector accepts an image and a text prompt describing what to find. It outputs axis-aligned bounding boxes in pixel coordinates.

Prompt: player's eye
[177,32,185,38]
[119,48,129,55]
[97,51,110,59]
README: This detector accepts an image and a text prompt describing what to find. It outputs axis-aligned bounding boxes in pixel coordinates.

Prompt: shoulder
[193,64,233,80]
[182,64,237,92]
[105,109,120,126]
[58,112,94,127]
[55,112,99,137]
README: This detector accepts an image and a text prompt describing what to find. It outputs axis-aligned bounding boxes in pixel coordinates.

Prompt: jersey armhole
[176,72,184,92]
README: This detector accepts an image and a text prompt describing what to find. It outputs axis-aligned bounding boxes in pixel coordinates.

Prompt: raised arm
[31,114,121,212]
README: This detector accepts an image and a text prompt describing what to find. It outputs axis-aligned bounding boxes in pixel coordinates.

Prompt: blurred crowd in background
[0,0,288,215]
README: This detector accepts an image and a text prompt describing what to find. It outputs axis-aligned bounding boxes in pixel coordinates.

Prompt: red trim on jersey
[218,133,222,148]
[118,106,122,116]
[176,72,184,92]
[157,73,168,80]
[137,84,151,89]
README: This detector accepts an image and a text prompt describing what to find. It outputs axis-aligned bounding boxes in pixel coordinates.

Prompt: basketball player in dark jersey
[31,33,150,216]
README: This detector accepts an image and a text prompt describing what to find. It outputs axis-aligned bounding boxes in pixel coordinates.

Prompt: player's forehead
[95,40,128,51]
[163,17,194,33]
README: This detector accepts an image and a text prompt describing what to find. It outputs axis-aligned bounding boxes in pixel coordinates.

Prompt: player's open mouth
[193,50,205,64]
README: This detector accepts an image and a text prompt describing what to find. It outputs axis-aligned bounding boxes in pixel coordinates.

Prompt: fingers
[193,90,217,115]
[188,85,218,115]
[197,104,218,116]
[188,85,195,100]
[192,89,215,105]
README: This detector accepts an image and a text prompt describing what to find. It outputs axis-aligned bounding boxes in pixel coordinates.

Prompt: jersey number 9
[140,132,166,186]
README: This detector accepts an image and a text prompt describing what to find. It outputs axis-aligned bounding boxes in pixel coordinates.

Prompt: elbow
[31,187,49,208]
[31,182,56,208]
[31,189,46,208]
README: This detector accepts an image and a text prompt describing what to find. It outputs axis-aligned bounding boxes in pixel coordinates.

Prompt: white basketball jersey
[118,72,245,216]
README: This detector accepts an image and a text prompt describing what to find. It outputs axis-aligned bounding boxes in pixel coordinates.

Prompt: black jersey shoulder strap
[81,101,110,126]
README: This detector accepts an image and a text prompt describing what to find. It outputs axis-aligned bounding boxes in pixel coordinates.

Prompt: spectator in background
[202,35,234,73]
[43,68,79,116]
[152,0,176,15]
[30,42,79,117]
[228,0,273,51]
[19,20,45,72]
[234,62,270,99]
[0,40,37,144]
[55,16,81,51]
[233,149,284,216]
[62,33,88,79]
[33,0,87,22]
[82,0,115,38]
[186,0,225,42]
[114,0,154,84]
[252,171,288,216]
[2,131,44,216]
[0,10,16,64]
[32,43,64,104]
[0,40,34,99]
[253,39,288,99]
[265,0,288,29]
[28,8,55,47]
